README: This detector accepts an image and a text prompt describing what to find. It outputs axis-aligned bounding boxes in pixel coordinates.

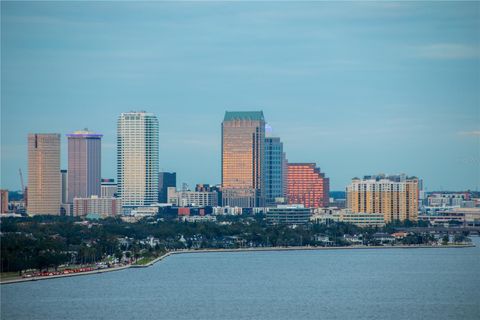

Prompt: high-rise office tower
[61,170,68,204]
[158,172,176,203]
[265,137,286,206]
[66,130,102,203]
[287,163,329,208]
[117,111,159,209]
[346,174,419,223]
[222,111,265,207]
[27,133,61,215]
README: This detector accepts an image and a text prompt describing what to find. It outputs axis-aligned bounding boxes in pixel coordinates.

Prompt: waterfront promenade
[1,243,474,285]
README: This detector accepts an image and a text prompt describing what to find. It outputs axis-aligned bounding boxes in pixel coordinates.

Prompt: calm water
[2,238,480,320]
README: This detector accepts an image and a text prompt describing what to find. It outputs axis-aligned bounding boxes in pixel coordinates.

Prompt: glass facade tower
[158,172,176,203]
[265,137,286,206]
[222,111,265,207]
[117,111,159,209]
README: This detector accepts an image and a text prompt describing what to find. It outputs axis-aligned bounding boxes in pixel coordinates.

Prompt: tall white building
[117,111,159,210]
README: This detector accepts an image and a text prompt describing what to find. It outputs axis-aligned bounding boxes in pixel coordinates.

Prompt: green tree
[442,234,449,245]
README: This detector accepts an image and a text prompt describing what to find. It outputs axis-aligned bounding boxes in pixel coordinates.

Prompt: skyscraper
[61,170,68,204]
[117,111,159,209]
[158,172,176,203]
[287,163,329,208]
[221,111,265,207]
[66,130,102,203]
[265,137,286,206]
[27,133,61,215]
[346,174,419,223]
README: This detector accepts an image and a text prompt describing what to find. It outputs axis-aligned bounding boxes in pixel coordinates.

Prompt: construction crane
[19,168,25,197]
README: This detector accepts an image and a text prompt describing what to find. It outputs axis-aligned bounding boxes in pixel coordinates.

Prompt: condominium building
[73,196,122,218]
[427,192,470,207]
[0,189,8,214]
[167,187,218,207]
[310,208,385,227]
[266,205,312,225]
[27,134,61,215]
[117,111,159,209]
[340,211,386,228]
[221,111,265,207]
[286,163,329,208]
[66,130,102,203]
[346,174,419,223]
[265,137,287,206]
[196,184,222,204]
[158,172,176,203]
[101,179,118,198]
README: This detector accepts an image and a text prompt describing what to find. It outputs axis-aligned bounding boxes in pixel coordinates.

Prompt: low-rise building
[311,208,385,227]
[372,233,395,244]
[418,213,464,226]
[266,205,312,225]
[448,207,480,227]
[101,179,118,198]
[310,207,342,224]
[73,196,122,217]
[343,234,363,245]
[180,215,217,223]
[427,192,470,207]
[167,187,218,207]
[9,200,26,215]
[340,211,385,228]
[131,206,159,217]
[314,235,334,246]
[212,206,243,215]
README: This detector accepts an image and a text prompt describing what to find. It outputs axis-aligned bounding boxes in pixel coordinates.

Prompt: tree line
[0,214,453,274]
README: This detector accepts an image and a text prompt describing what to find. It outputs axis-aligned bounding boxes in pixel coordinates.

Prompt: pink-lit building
[287,163,329,208]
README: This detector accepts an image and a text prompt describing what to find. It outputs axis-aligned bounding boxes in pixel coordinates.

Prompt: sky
[1,1,479,192]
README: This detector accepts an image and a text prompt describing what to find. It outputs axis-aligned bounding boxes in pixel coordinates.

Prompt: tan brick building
[27,133,61,215]
[346,174,419,223]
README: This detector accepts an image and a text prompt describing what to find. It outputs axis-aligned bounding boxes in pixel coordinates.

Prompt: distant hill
[8,191,24,201]
[329,191,346,200]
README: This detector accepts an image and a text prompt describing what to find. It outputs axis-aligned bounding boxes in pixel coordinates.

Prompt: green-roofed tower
[222,110,266,207]
[223,111,265,122]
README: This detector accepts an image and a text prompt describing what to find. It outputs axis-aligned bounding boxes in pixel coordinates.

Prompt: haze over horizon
[1,1,479,191]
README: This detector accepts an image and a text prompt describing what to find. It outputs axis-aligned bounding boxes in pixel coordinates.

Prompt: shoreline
[1,243,474,285]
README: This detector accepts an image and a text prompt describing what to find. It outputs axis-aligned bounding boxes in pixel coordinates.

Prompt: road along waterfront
[1,243,473,284]
[2,238,479,320]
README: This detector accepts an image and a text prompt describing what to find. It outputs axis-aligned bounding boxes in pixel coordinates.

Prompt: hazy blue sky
[1,1,479,191]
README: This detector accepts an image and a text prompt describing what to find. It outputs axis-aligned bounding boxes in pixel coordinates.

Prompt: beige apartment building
[27,133,61,215]
[346,174,419,223]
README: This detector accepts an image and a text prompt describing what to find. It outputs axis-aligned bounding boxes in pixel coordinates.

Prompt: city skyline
[1,2,479,191]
